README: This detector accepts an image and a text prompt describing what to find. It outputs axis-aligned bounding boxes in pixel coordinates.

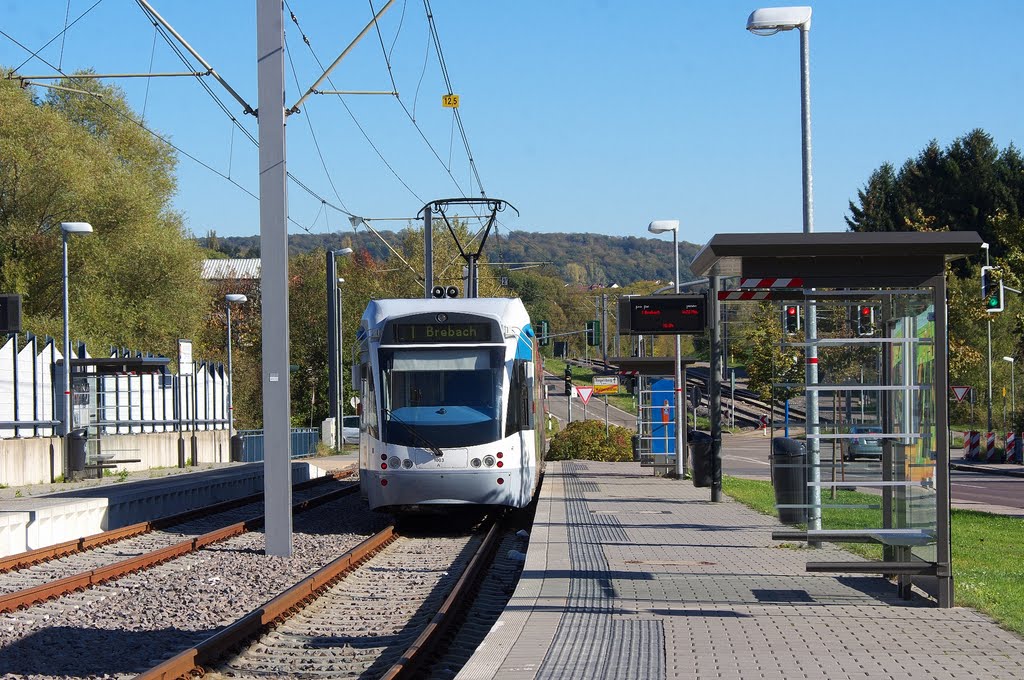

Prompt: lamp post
[225,294,248,435]
[1003,356,1015,430]
[747,5,821,532]
[60,221,93,478]
[983,242,993,433]
[327,248,353,452]
[336,276,346,452]
[648,219,686,480]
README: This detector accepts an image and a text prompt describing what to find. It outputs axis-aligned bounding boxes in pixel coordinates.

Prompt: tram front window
[380,348,503,447]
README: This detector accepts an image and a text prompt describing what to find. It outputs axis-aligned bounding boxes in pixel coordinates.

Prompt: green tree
[0,75,206,359]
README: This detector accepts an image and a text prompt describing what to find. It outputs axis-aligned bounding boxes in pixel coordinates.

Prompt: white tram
[354,298,545,512]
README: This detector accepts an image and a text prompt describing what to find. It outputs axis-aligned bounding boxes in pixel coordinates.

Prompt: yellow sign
[593,377,619,395]
[594,384,618,395]
[442,93,460,108]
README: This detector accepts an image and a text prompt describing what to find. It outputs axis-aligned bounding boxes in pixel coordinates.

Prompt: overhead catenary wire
[14,0,105,73]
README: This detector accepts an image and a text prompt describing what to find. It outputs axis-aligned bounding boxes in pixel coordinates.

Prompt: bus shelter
[690,231,982,608]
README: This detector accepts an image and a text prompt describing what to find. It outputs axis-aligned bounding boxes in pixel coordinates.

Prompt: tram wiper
[384,409,445,457]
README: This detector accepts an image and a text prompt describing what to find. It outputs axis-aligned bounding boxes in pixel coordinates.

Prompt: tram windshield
[379,347,504,447]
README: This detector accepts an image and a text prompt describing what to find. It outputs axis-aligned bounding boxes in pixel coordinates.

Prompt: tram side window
[362,364,378,437]
[505,360,530,436]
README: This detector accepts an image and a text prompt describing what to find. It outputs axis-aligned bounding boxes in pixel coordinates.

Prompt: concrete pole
[257,0,292,556]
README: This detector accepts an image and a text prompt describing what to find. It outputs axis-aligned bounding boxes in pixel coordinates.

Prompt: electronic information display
[624,294,707,335]
[393,322,493,343]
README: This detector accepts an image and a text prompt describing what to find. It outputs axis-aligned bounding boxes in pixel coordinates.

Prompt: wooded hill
[198,229,703,287]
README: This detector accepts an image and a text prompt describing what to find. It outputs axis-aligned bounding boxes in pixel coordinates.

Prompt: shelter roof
[690,231,982,284]
[201,258,261,280]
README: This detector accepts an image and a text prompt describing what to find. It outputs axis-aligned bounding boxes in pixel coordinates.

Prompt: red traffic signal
[784,305,800,333]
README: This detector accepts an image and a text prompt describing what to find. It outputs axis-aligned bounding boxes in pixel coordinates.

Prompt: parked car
[846,425,882,460]
[342,415,361,445]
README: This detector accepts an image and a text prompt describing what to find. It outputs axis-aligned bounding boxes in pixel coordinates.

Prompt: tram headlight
[388,456,401,469]
[470,458,482,468]
[402,458,414,469]
[483,455,496,467]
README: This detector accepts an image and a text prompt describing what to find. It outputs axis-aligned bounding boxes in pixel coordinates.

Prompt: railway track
[140,514,527,680]
[0,470,356,614]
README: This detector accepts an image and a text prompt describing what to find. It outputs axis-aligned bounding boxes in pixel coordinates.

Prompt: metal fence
[0,334,229,438]
[236,428,320,462]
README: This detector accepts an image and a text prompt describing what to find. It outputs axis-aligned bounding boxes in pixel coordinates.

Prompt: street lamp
[747,5,821,533]
[1003,356,1015,431]
[327,248,353,452]
[648,219,686,480]
[60,221,93,478]
[225,294,248,434]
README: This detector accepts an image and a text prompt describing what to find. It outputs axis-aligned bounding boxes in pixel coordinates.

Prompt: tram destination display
[619,294,707,335]
[393,321,493,343]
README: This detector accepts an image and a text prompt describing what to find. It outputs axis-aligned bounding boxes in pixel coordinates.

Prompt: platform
[0,456,355,558]
[458,461,1024,680]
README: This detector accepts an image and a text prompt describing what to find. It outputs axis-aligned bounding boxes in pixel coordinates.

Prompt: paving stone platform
[458,460,1024,680]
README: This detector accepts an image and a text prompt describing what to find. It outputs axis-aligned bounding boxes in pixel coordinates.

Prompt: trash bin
[631,434,641,461]
[771,437,807,524]
[69,428,88,477]
[688,430,714,488]
[230,434,244,463]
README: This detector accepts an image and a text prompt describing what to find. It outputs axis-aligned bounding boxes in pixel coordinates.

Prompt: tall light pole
[225,294,248,434]
[983,242,993,433]
[747,5,820,532]
[648,219,686,479]
[1003,356,1015,430]
[327,248,353,452]
[60,221,93,478]
[336,276,346,452]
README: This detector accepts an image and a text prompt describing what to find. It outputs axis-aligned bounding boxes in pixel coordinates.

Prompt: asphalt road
[720,432,1024,514]
[544,373,636,430]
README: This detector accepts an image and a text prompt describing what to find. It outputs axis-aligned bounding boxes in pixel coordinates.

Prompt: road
[720,432,1024,515]
[544,373,636,430]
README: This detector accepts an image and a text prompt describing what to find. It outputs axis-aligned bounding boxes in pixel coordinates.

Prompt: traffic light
[539,320,550,346]
[856,306,876,336]
[982,266,1004,313]
[586,320,600,346]
[784,305,800,334]
[564,365,573,395]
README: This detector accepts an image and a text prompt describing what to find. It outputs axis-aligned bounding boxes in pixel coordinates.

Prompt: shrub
[546,420,635,462]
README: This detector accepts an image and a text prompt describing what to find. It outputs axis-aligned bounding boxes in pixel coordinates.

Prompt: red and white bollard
[984,432,998,462]
[966,431,981,460]
[1006,432,1021,464]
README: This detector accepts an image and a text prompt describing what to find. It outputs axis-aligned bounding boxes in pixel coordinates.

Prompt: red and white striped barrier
[1006,432,1021,464]
[984,431,998,462]
[739,277,804,288]
[964,431,981,460]
[718,290,772,301]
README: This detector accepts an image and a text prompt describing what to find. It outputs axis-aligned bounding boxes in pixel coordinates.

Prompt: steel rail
[136,526,398,680]
[0,469,353,573]
[0,475,357,613]
[381,520,503,679]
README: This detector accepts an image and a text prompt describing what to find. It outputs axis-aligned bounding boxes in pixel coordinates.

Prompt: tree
[0,75,207,359]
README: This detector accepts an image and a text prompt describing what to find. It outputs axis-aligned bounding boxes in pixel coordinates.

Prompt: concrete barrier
[0,430,231,487]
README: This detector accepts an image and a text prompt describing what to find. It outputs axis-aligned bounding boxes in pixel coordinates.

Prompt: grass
[722,475,1024,635]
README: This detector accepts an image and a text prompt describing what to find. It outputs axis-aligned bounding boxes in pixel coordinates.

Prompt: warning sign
[951,386,971,402]
[575,386,594,405]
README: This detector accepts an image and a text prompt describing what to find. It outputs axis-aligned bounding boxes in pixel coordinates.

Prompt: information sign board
[593,375,619,395]
[620,294,707,335]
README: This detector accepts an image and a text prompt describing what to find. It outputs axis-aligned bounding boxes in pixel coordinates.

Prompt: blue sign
[651,377,678,454]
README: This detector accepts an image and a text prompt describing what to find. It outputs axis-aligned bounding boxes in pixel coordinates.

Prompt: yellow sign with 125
[442,93,460,108]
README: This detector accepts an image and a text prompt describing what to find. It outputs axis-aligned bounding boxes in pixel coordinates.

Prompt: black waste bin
[230,434,244,463]
[631,433,641,461]
[771,437,807,524]
[69,428,88,476]
[688,430,714,488]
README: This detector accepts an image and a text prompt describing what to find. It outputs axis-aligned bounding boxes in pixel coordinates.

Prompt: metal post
[337,280,344,439]
[257,0,293,557]
[226,304,235,434]
[602,294,608,366]
[933,273,953,607]
[176,374,185,468]
[710,275,723,501]
[730,369,736,429]
[673,230,685,479]
[423,204,433,299]
[61,232,71,477]
[190,368,198,466]
[326,252,339,450]
[987,319,993,433]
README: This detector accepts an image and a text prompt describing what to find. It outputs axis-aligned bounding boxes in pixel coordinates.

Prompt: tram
[354,297,545,512]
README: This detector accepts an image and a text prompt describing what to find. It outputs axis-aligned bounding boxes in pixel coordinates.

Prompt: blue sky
[2,1,1022,246]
